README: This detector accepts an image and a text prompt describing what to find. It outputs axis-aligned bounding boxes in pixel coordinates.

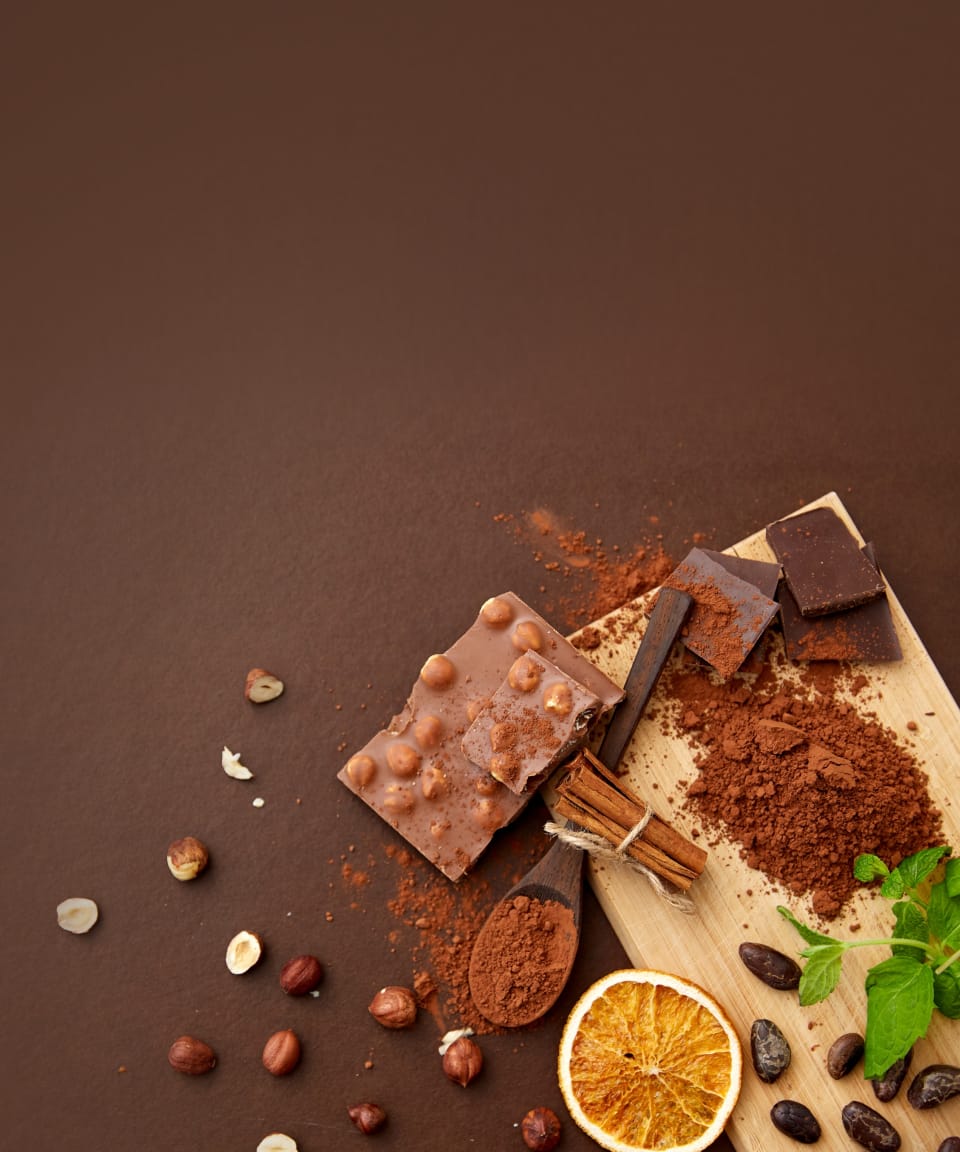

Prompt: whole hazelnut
[262,1028,301,1075]
[167,1034,217,1075]
[521,1106,562,1150]
[280,954,324,996]
[166,836,209,881]
[442,1035,483,1087]
[348,1102,387,1135]
[368,985,417,1029]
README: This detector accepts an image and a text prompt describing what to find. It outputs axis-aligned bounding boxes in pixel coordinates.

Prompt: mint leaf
[895,845,951,890]
[863,955,934,1078]
[854,854,890,883]
[928,882,960,952]
[946,857,960,899]
[934,967,960,1019]
[778,905,836,947]
[891,899,930,957]
[797,944,845,1005]
[880,869,906,899]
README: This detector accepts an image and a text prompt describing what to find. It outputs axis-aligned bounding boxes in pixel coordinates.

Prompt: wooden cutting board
[559,491,960,1152]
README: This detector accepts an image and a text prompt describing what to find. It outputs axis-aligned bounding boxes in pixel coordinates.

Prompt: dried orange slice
[558,969,742,1152]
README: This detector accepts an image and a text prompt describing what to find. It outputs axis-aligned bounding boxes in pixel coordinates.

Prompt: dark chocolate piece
[663,548,780,679]
[460,651,601,794]
[778,543,902,663]
[338,592,624,881]
[766,506,887,617]
[700,549,782,600]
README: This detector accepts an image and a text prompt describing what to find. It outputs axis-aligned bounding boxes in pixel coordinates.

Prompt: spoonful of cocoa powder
[468,586,693,1028]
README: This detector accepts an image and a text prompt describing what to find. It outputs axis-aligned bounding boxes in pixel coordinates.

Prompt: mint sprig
[778,845,957,1078]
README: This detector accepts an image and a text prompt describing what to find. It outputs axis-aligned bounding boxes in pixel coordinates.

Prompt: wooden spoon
[468,586,693,1027]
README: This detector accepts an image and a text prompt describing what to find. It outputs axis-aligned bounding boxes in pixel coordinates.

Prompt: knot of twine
[544,818,694,914]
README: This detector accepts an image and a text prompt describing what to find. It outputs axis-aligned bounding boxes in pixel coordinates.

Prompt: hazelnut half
[280,954,324,996]
[245,667,285,703]
[165,836,209,881]
[56,896,99,934]
[167,1035,217,1075]
[441,1035,483,1087]
[521,1107,562,1151]
[348,1102,387,1135]
[256,1136,298,1152]
[368,985,417,1029]
[262,1028,301,1076]
[225,929,263,974]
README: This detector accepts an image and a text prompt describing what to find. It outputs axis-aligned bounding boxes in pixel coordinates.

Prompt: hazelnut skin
[166,836,209,881]
[368,985,417,1029]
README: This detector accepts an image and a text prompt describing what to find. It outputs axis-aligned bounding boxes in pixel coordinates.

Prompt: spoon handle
[595,586,693,770]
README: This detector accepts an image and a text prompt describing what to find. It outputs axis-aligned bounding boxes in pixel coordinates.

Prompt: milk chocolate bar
[663,548,780,679]
[338,592,624,881]
[460,650,602,794]
[766,506,887,617]
[778,543,902,663]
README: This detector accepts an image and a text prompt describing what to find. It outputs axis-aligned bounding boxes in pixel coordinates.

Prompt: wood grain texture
[557,492,960,1152]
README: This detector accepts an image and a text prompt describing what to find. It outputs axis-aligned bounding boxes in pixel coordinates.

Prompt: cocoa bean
[750,1018,791,1084]
[841,1101,901,1152]
[907,1064,960,1110]
[770,1099,821,1144]
[871,1047,912,1102]
[738,941,802,990]
[826,1032,864,1079]
[937,1138,960,1152]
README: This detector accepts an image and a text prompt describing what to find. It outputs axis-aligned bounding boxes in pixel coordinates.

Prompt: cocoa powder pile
[657,647,943,919]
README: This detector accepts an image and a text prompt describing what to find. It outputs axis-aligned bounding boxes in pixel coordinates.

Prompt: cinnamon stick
[554,749,707,888]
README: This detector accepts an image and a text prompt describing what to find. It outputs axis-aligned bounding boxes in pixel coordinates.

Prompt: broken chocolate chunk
[460,650,601,794]
[337,592,624,881]
[766,506,887,617]
[663,548,780,679]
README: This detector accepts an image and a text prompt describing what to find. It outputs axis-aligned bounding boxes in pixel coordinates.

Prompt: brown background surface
[3,4,959,1150]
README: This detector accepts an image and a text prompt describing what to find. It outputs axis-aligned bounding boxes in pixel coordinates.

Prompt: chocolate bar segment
[460,651,601,794]
[700,549,782,601]
[766,506,887,617]
[664,548,780,679]
[338,592,624,881]
[778,543,902,663]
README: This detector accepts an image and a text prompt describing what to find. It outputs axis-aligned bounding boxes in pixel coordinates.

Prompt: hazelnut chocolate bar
[338,592,624,881]
[766,506,887,617]
[460,650,602,794]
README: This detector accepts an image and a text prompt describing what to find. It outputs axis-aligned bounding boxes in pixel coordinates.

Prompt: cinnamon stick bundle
[553,749,707,890]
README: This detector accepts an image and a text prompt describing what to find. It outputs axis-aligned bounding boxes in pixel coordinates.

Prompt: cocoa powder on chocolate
[658,648,943,919]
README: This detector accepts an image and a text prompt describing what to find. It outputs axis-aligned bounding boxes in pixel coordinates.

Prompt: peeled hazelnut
[165,836,209,881]
[245,667,285,703]
[280,954,324,996]
[368,985,417,1029]
[543,682,573,716]
[167,1034,216,1075]
[420,653,455,690]
[56,896,99,934]
[521,1107,562,1151]
[420,764,448,800]
[414,714,443,748]
[386,742,420,778]
[256,1135,298,1152]
[262,1028,301,1075]
[480,596,513,626]
[222,745,254,779]
[348,1102,387,1135]
[345,753,377,788]
[508,654,540,692]
[225,929,263,974]
[442,1035,483,1086]
[511,620,543,652]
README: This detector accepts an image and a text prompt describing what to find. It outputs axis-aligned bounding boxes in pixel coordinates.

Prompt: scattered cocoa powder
[658,643,943,919]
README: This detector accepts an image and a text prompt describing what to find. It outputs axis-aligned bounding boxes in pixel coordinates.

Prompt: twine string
[544,820,694,914]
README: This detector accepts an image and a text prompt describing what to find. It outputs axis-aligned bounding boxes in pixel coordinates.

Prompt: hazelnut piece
[225,929,263,974]
[348,1102,387,1135]
[442,1035,483,1086]
[245,667,285,703]
[368,985,417,1029]
[521,1107,562,1151]
[420,653,455,690]
[256,1136,298,1152]
[511,620,543,652]
[56,896,99,934]
[165,836,209,881]
[167,1034,217,1075]
[262,1028,301,1075]
[480,596,513,626]
[280,954,324,996]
